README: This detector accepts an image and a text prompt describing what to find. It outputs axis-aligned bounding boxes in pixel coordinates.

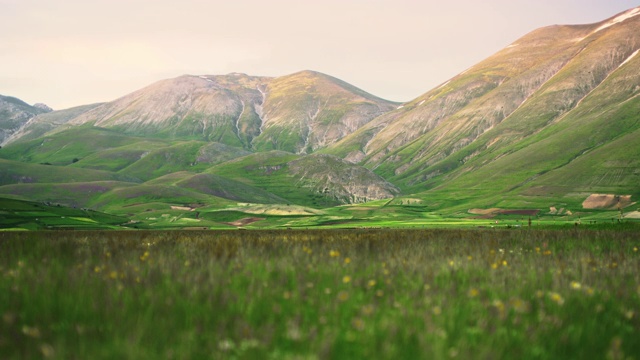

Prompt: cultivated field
[1,228,639,359]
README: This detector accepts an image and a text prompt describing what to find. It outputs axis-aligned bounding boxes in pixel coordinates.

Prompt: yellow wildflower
[467,288,479,297]
[362,304,375,316]
[22,325,41,338]
[352,318,365,331]
[367,280,376,288]
[344,257,351,264]
[432,306,442,315]
[548,292,564,305]
[140,251,150,261]
[510,298,530,313]
[502,260,508,267]
[585,286,594,296]
[570,281,581,290]
[342,275,351,284]
[40,343,55,358]
[337,290,349,302]
[624,310,635,320]
[329,250,340,257]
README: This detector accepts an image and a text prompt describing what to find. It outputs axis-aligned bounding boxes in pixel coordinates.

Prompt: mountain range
[1,6,639,228]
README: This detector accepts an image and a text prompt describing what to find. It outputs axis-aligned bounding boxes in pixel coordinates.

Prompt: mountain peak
[33,103,53,112]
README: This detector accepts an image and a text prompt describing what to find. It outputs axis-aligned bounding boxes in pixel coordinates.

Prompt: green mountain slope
[326,6,640,210]
[250,70,398,154]
[0,159,138,186]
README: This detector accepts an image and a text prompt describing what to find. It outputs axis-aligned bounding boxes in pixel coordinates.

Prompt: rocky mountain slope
[0,95,52,145]
[55,71,397,154]
[2,103,102,145]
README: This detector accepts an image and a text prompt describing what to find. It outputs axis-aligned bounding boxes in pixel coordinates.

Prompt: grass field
[1,228,639,359]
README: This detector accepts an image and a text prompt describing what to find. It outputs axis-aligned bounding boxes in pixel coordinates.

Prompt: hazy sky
[2,0,639,109]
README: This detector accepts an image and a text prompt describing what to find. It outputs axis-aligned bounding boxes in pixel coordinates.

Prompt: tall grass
[1,229,639,359]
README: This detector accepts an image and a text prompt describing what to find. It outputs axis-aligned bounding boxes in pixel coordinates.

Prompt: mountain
[325,6,640,206]
[0,95,52,145]
[1,7,639,224]
[56,71,397,154]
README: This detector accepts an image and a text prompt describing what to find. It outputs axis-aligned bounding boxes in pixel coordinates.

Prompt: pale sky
[2,0,639,109]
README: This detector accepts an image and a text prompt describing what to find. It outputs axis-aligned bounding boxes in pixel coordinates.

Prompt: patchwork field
[1,228,639,359]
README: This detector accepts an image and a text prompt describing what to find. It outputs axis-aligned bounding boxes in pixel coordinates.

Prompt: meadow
[1,228,639,359]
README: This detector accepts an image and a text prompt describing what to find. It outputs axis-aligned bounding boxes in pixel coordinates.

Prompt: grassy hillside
[416,48,640,210]
[0,197,129,230]
[0,158,138,186]
[0,181,136,209]
[0,127,150,165]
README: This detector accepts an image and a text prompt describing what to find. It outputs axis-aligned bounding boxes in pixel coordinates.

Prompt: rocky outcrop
[287,154,400,204]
